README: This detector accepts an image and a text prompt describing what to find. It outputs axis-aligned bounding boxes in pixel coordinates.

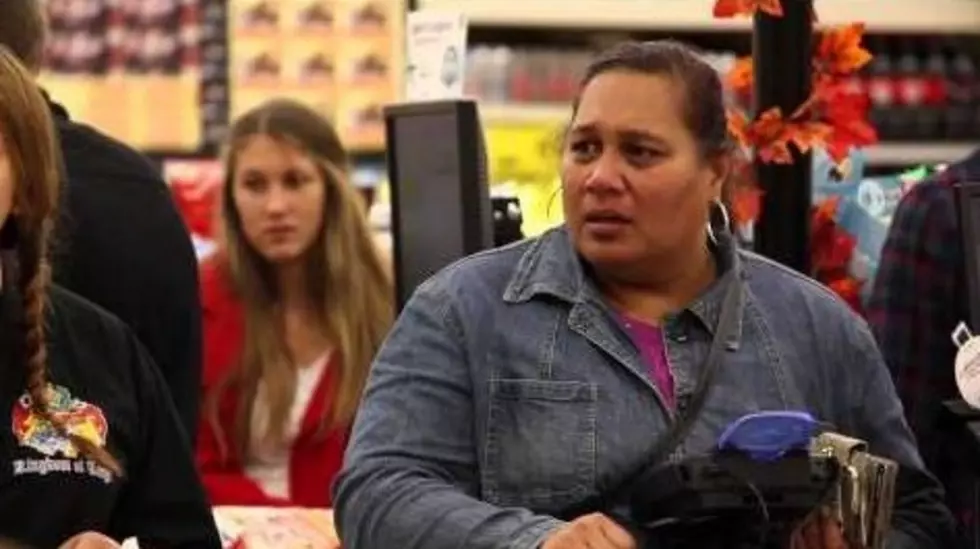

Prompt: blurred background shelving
[417,0,980,33]
[431,0,980,174]
[31,0,980,188]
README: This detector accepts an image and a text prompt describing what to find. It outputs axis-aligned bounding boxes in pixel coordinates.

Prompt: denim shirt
[334,227,954,549]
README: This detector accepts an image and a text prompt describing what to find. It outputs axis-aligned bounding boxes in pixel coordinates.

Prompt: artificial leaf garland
[714,0,874,312]
[712,0,784,18]
[720,21,878,167]
[811,197,864,314]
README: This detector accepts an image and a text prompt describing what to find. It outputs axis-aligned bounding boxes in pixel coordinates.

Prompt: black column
[752,0,814,273]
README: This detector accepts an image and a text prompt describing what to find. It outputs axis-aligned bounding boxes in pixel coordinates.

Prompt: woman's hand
[790,509,851,549]
[541,513,636,549]
[58,532,121,549]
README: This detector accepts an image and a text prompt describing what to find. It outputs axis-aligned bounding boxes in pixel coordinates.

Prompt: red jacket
[196,260,348,508]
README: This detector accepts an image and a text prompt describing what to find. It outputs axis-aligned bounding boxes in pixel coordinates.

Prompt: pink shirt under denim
[620,315,676,410]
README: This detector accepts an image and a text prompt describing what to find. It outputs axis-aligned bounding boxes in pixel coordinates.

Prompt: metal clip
[810,432,897,549]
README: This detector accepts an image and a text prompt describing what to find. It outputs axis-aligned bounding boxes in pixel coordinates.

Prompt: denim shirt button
[664,319,687,342]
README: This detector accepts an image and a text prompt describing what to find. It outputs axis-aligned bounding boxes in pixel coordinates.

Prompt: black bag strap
[557,272,744,519]
[646,271,743,464]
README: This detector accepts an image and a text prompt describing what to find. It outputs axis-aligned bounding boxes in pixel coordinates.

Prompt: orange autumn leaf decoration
[816,23,873,76]
[821,85,878,162]
[810,196,864,314]
[726,57,754,95]
[727,157,763,226]
[789,121,833,154]
[731,184,763,227]
[713,0,878,170]
[722,22,876,166]
[827,276,864,314]
[713,0,784,18]
[712,0,874,313]
[728,107,793,163]
[727,106,833,164]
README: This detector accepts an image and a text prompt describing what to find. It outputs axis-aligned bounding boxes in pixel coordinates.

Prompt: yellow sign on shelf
[485,120,562,185]
[484,118,566,236]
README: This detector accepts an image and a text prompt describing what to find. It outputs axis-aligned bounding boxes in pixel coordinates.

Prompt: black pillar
[752,0,814,273]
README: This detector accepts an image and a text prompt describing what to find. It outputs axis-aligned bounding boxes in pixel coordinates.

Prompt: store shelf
[419,0,980,33]
[862,143,975,165]
[480,103,569,123]
[478,104,977,165]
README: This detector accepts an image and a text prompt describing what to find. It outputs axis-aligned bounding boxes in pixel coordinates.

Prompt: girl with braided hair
[0,48,220,548]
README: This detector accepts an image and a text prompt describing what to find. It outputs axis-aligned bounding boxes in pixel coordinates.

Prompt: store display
[812,148,940,301]
[228,0,404,151]
[466,45,738,106]
[865,36,980,142]
[417,0,980,34]
[468,37,980,149]
[39,0,208,151]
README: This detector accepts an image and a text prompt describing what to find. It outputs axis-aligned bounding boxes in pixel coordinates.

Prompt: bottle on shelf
[549,50,578,103]
[488,46,513,103]
[945,40,977,140]
[916,37,948,141]
[511,48,527,102]
[892,37,924,140]
[525,50,548,102]
[464,45,490,98]
[866,37,897,141]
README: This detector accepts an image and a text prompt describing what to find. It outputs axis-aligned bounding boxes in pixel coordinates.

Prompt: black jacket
[0,284,220,548]
[46,99,202,442]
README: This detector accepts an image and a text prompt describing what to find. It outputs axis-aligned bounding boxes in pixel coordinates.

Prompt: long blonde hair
[209,99,393,456]
[0,47,121,475]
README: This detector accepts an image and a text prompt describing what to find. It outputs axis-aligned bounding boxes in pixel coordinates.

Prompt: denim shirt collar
[502,226,745,349]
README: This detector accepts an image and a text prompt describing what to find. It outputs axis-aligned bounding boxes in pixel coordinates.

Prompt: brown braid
[17,228,123,477]
[0,47,122,476]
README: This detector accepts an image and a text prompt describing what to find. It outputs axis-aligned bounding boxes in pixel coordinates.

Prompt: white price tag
[952,322,980,408]
[405,10,469,101]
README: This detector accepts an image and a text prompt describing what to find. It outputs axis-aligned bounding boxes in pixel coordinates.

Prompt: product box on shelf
[39,0,209,150]
[228,0,404,152]
[812,148,937,297]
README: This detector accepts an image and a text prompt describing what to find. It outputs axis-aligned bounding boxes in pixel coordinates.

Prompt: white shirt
[244,353,329,499]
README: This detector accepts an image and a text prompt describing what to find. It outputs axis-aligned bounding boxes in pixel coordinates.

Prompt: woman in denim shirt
[334,41,955,549]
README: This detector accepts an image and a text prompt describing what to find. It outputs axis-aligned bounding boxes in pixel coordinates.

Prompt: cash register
[560,411,898,549]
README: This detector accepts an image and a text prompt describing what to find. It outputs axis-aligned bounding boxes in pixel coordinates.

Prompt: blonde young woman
[0,49,219,549]
[196,99,393,507]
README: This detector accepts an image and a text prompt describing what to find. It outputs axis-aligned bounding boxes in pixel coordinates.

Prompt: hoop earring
[706,199,730,245]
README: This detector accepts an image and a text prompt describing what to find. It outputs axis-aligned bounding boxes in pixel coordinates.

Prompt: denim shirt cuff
[510,517,565,549]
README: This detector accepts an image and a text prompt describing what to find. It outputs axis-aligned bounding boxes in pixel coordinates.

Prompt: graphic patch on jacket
[9,383,113,483]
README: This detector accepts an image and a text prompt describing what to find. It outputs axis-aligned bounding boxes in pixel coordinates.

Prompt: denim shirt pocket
[482,378,598,511]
